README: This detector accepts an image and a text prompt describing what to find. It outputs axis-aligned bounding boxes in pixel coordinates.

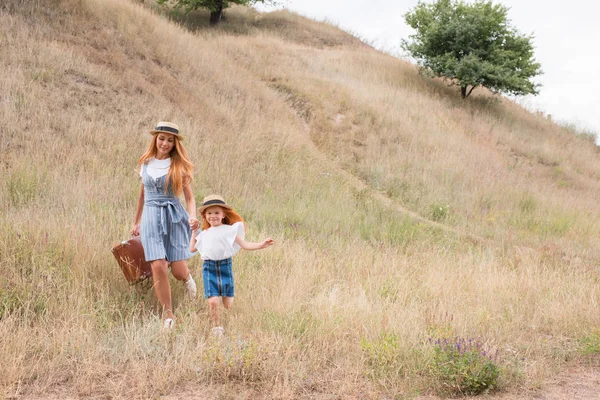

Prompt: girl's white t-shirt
[140,157,171,178]
[193,222,245,260]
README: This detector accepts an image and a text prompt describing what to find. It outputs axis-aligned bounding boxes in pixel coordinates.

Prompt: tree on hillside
[401,0,542,99]
[157,0,275,25]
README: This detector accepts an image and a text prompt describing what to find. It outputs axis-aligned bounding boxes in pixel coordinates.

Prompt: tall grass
[2,0,600,398]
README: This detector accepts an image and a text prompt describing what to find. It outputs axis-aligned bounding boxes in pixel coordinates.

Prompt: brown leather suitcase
[111,236,152,286]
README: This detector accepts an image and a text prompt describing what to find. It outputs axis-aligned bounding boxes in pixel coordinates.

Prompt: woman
[131,121,200,329]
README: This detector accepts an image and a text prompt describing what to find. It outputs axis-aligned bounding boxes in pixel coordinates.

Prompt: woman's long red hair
[137,134,194,197]
[201,207,245,231]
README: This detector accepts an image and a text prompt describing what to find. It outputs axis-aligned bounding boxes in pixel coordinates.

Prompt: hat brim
[149,130,184,140]
[199,203,233,214]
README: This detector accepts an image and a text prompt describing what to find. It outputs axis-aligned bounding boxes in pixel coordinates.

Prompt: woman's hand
[189,218,200,231]
[130,224,140,236]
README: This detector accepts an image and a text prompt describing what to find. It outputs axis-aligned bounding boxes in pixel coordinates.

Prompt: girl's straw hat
[150,121,181,137]
[199,194,233,214]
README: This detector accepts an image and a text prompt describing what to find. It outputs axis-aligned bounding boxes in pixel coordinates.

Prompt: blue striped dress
[140,163,192,262]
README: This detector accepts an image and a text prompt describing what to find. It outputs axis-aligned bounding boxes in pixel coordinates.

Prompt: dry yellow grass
[2,0,600,398]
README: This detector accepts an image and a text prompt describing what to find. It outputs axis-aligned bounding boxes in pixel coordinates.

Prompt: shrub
[578,331,600,357]
[429,337,500,395]
[430,203,450,222]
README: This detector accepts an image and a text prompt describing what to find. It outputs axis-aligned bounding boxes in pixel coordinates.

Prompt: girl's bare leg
[222,297,233,310]
[220,297,234,328]
[208,296,221,327]
[151,259,174,320]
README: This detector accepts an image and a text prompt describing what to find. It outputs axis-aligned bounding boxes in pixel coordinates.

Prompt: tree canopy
[157,0,274,25]
[402,0,542,98]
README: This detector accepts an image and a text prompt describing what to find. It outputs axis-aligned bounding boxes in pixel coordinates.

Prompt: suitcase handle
[122,235,138,246]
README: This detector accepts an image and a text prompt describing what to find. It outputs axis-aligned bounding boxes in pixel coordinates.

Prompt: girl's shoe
[184,275,197,299]
[164,318,174,329]
[210,326,224,339]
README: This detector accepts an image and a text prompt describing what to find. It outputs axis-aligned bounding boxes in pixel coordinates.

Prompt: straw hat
[150,121,181,136]
[198,195,233,214]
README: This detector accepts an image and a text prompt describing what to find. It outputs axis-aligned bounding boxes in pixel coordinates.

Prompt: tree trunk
[210,0,223,25]
[466,86,475,98]
[461,85,476,99]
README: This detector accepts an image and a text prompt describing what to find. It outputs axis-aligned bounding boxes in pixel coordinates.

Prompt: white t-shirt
[192,222,245,260]
[140,157,171,178]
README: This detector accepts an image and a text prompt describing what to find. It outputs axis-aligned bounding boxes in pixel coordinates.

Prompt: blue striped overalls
[140,164,191,262]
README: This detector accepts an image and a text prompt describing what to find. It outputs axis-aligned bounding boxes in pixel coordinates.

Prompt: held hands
[130,224,140,236]
[189,218,200,231]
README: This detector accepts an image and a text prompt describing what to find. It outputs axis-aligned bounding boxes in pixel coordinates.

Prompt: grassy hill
[2,0,600,398]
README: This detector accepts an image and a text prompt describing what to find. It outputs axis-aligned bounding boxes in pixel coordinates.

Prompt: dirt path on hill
[272,84,493,247]
[500,365,600,400]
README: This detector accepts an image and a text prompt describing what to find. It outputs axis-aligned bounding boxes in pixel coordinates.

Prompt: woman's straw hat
[150,121,181,136]
[199,194,233,214]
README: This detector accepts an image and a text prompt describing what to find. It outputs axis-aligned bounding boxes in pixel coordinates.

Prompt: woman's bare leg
[170,260,190,281]
[151,259,173,320]
[171,260,196,299]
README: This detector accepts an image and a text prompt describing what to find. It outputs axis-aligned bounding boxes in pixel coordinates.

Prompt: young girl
[131,121,201,329]
[190,194,274,337]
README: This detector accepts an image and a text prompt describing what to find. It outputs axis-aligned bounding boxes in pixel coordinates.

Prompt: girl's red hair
[201,207,245,231]
[137,134,194,197]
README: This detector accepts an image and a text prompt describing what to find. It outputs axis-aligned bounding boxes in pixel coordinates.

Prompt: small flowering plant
[430,203,450,221]
[429,337,501,395]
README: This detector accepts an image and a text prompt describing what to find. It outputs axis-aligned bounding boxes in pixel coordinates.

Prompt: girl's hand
[260,238,274,249]
[189,218,200,231]
[130,224,140,236]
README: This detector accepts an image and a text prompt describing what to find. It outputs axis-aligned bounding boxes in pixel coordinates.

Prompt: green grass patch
[204,338,266,384]
[6,166,48,207]
[358,213,418,247]
[377,281,399,303]
[360,332,404,381]
[510,213,573,238]
[518,193,537,214]
[0,224,77,318]
[261,309,319,340]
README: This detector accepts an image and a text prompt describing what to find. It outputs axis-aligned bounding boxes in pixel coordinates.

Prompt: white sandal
[164,318,174,329]
[184,275,197,299]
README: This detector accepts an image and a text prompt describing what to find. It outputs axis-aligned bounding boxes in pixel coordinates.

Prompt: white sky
[255,0,600,137]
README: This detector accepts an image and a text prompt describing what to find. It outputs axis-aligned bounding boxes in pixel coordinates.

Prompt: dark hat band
[155,125,179,135]
[203,199,226,207]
